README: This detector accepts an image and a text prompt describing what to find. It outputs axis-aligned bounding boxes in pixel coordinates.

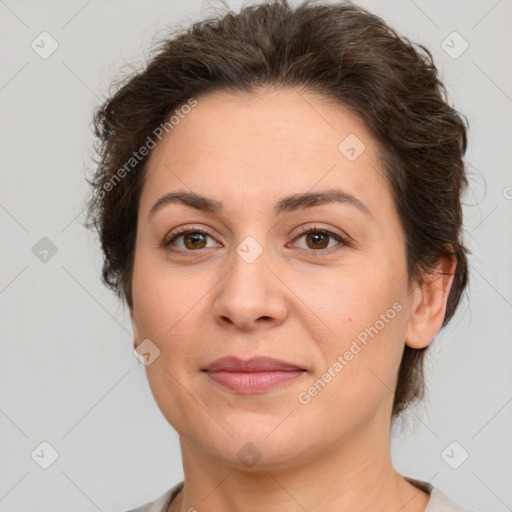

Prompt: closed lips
[203,356,306,372]
[203,356,307,394]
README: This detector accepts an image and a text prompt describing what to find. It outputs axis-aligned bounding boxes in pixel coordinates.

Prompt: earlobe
[130,309,141,350]
[404,251,457,350]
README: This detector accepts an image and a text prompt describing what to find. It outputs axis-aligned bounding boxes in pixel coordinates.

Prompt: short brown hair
[86,0,469,418]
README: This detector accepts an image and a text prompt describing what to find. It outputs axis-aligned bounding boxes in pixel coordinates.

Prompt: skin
[129,87,456,512]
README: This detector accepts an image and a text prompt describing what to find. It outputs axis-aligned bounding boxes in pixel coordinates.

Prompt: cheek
[131,248,208,338]
[302,260,408,389]
[310,263,405,338]
[131,253,211,427]
[293,275,407,427]
[131,249,225,386]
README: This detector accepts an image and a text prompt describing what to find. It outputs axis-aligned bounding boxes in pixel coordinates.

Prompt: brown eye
[292,226,348,253]
[164,229,217,251]
[304,231,330,249]
[182,232,208,250]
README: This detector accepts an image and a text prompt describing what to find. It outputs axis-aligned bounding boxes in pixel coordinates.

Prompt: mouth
[202,356,307,394]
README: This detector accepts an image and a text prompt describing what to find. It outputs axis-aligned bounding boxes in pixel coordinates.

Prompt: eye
[290,226,349,254]
[162,225,349,255]
[163,228,220,252]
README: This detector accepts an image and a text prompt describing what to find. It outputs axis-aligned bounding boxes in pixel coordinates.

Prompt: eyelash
[162,225,350,256]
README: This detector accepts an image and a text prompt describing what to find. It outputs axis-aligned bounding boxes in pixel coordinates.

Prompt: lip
[204,356,305,372]
[203,356,307,394]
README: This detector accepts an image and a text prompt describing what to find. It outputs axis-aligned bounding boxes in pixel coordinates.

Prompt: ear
[404,247,457,349]
[130,308,141,350]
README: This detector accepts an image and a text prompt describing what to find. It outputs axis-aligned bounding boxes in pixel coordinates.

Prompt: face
[130,88,418,469]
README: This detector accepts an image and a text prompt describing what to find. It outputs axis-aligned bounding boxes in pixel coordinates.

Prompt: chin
[196,416,316,470]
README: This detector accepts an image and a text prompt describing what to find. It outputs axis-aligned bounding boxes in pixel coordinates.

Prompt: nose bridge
[213,231,287,329]
[233,233,270,294]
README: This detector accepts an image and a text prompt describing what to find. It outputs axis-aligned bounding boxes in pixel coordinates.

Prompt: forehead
[140,88,390,216]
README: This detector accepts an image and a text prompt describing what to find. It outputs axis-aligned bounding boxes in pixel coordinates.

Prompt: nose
[212,243,288,331]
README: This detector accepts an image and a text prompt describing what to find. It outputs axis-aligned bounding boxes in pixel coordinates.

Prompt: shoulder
[123,479,483,512]
[426,486,480,512]
[405,476,479,512]
[123,481,184,512]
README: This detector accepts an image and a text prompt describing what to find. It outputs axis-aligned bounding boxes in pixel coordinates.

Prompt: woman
[86,0,476,510]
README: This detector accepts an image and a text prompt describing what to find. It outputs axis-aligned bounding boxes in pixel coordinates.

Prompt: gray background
[1,0,511,511]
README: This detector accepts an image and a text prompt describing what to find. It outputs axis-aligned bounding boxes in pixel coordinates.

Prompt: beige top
[124,477,477,512]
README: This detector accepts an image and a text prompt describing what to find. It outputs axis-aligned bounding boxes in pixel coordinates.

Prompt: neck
[170,409,429,512]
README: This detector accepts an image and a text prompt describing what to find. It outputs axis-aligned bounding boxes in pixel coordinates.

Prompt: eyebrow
[148,188,372,219]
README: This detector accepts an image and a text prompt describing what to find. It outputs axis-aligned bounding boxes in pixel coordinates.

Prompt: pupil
[308,232,328,249]
[186,233,206,249]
